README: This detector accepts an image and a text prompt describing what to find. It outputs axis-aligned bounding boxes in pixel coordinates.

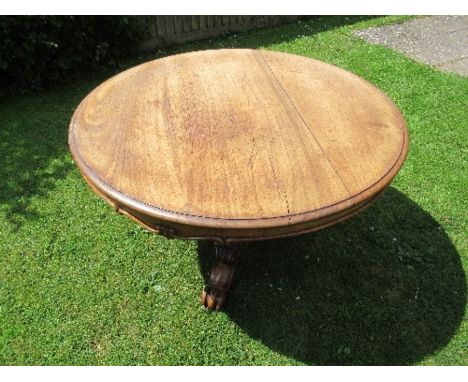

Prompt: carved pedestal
[200,244,241,310]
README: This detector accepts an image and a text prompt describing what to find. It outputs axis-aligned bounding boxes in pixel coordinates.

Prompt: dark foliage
[0,16,148,94]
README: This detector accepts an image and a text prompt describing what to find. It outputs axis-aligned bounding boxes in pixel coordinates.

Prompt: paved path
[354,16,468,76]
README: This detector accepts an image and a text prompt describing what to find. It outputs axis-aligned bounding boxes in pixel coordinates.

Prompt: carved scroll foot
[200,243,241,311]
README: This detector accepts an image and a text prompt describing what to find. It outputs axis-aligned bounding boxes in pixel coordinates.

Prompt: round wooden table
[69,49,409,310]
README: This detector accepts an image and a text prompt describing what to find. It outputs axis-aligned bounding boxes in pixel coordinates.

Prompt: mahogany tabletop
[69,48,409,243]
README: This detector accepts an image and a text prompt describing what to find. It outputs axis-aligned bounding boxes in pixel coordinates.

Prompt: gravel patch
[354,16,468,76]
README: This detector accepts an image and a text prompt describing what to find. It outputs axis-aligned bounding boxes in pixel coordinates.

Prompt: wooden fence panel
[139,15,300,52]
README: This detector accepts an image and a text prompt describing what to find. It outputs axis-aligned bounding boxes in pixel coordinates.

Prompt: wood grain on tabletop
[69,48,408,233]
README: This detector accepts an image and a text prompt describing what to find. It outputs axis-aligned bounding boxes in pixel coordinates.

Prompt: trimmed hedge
[0,16,148,94]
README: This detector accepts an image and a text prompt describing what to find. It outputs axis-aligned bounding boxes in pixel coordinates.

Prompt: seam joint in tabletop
[256,50,352,196]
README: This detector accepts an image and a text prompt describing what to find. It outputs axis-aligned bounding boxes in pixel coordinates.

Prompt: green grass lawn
[0,16,467,365]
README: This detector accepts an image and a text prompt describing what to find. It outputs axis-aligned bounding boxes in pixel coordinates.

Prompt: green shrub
[0,16,148,94]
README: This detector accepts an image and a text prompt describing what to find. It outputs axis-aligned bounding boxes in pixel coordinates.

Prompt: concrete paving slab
[354,16,468,76]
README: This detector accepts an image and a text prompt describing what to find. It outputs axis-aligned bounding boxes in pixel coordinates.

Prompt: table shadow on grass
[198,188,466,365]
